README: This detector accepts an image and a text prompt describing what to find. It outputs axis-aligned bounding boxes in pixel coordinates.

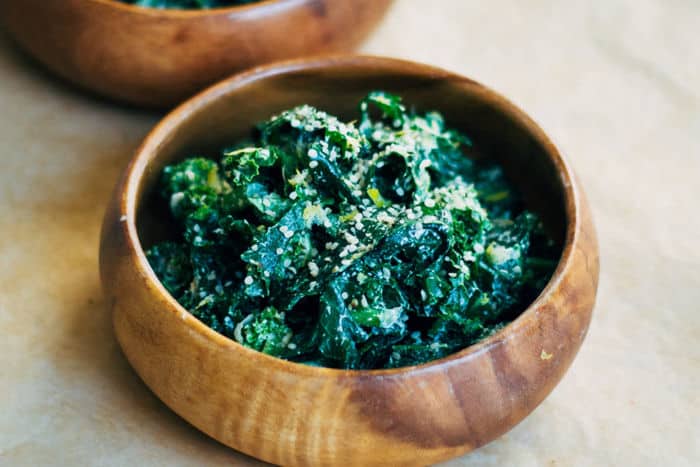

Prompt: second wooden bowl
[99,56,599,466]
[0,0,392,107]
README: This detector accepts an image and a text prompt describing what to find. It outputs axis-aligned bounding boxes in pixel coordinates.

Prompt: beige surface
[0,0,698,465]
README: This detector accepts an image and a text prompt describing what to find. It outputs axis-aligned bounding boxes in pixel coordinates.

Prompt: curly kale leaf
[221,147,278,187]
[145,242,192,297]
[239,203,315,303]
[234,306,292,356]
[360,91,407,131]
[259,104,367,172]
[317,222,450,369]
[161,157,227,220]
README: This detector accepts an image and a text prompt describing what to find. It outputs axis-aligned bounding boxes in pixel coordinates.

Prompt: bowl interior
[136,60,568,259]
[89,0,285,15]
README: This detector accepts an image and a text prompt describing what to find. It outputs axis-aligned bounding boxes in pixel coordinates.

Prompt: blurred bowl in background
[0,0,393,107]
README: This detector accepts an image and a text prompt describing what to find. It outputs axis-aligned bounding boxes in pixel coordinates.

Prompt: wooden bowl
[99,56,599,466]
[0,0,392,108]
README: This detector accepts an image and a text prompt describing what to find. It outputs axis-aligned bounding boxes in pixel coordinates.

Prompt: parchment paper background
[1,1,698,465]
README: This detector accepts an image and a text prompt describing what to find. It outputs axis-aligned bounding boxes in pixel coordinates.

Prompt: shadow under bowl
[0,0,393,107]
[99,55,599,466]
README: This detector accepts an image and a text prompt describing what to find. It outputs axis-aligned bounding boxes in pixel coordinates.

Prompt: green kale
[234,306,292,356]
[146,242,192,297]
[145,91,558,369]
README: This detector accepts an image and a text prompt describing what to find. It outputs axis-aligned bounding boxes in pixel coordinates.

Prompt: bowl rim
[87,0,290,17]
[118,54,580,377]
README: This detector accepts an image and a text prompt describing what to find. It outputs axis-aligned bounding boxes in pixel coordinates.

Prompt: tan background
[1,0,698,465]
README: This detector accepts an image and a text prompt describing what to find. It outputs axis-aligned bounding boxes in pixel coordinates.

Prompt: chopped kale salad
[146,91,558,369]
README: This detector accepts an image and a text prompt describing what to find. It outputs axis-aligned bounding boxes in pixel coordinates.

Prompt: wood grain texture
[0,0,392,107]
[99,56,599,466]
